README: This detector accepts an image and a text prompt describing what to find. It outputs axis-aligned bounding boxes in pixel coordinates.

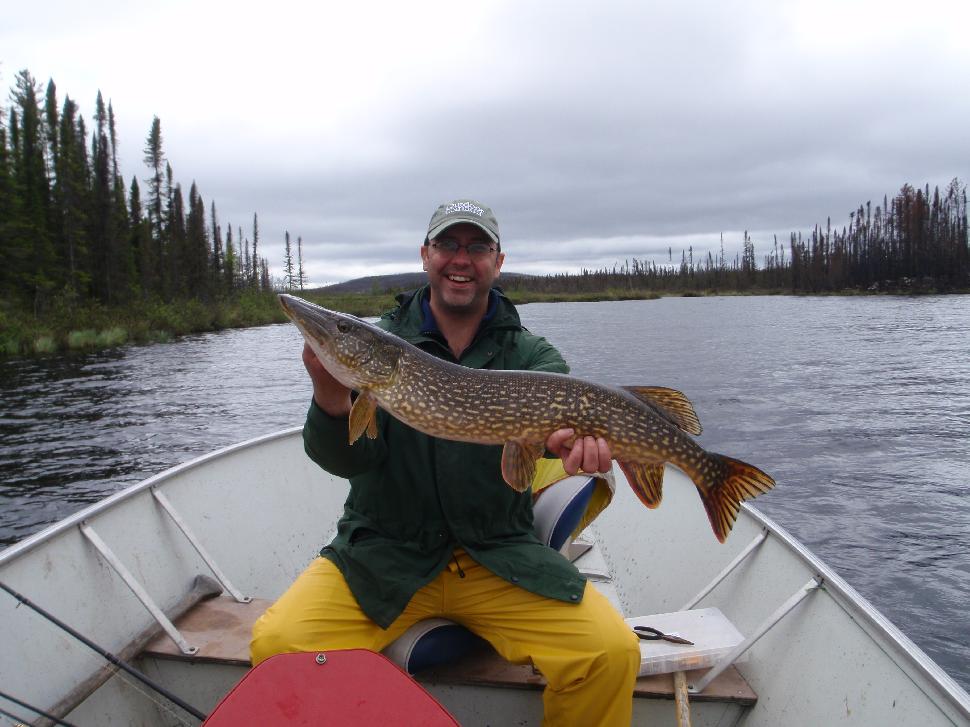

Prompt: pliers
[633,626,694,645]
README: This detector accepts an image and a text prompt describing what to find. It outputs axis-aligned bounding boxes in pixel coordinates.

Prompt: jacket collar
[419,288,499,336]
[384,284,522,346]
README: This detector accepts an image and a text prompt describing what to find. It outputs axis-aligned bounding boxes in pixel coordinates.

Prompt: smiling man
[419,201,506,357]
[251,199,640,726]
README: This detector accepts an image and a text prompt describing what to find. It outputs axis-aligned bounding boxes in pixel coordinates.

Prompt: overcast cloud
[3,0,969,284]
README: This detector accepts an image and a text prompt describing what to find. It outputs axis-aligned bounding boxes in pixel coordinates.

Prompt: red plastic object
[203,649,460,726]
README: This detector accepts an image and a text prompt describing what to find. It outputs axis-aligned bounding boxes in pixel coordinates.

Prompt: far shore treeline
[1,69,968,357]
[497,180,970,297]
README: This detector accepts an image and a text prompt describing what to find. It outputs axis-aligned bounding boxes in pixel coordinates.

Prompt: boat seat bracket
[689,576,821,694]
[680,529,768,612]
[151,487,252,603]
[79,522,199,656]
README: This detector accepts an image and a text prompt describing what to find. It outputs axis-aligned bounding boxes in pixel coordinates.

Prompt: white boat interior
[1,428,968,726]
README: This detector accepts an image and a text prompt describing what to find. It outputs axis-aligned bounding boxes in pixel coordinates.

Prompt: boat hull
[1,429,967,726]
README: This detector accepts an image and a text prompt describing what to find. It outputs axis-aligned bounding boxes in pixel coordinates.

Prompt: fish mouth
[279,293,328,319]
[278,293,304,319]
[278,294,337,338]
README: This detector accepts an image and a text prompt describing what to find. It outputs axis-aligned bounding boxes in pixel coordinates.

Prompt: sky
[3,0,969,286]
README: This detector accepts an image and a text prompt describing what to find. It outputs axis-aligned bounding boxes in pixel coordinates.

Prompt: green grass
[32,335,58,354]
[0,291,289,357]
[67,329,99,349]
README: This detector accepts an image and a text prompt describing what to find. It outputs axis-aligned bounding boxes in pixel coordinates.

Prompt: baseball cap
[426,199,500,247]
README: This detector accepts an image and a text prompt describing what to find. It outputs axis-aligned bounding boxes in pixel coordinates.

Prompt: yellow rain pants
[251,554,640,726]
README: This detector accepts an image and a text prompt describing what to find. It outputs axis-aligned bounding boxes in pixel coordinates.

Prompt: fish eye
[336,321,351,333]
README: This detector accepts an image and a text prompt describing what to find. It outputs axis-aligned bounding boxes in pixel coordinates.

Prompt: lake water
[1,295,968,691]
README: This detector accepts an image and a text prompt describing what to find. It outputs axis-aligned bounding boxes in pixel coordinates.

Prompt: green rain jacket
[303,285,587,628]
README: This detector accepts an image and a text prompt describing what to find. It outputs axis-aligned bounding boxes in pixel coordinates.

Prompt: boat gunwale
[0,426,303,567]
[738,501,970,719]
[1,427,967,719]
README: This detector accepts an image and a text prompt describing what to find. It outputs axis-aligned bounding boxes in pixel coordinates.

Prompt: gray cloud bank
[6,0,969,285]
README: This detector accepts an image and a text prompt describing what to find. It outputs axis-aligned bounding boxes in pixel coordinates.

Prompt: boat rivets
[315,652,327,665]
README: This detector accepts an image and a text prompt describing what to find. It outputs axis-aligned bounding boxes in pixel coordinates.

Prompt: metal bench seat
[141,594,757,708]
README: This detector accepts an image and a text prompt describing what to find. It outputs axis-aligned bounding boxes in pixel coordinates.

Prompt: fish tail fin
[698,454,776,543]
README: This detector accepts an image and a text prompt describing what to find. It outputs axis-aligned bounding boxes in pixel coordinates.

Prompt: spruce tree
[210,201,222,287]
[283,230,294,290]
[91,90,118,303]
[0,104,23,301]
[129,177,152,296]
[251,213,259,289]
[240,226,249,288]
[55,97,91,296]
[185,182,209,298]
[107,102,120,182]
[44,80,59,178]
[164,162,175,296]
[223,223,236,293]
[297,235,306,290]
[11,70,56,310]
[142,117,165,296]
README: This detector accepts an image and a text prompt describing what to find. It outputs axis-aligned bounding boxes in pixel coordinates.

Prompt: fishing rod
[0,689,78,727]
[0,580,208,722]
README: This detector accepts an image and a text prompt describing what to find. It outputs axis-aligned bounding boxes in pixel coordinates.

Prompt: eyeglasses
[430,240,497,259]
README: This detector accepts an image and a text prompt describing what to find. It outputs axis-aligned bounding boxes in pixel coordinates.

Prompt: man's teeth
[447,275,472,282]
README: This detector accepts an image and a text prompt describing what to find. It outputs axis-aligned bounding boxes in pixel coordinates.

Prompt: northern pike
[280,294,775,542]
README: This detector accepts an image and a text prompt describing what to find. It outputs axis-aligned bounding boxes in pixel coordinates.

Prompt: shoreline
[2,286,967,358]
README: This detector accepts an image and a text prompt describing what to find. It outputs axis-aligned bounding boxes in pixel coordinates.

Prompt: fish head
[279,294,401,390]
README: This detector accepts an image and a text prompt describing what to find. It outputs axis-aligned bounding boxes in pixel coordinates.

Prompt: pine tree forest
[0,70,275,317]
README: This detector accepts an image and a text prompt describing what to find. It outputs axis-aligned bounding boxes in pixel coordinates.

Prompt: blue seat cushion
[532,475,597,551]
[381,618,487,675]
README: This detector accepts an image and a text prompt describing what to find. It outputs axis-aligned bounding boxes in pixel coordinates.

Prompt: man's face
[421,223,505,316]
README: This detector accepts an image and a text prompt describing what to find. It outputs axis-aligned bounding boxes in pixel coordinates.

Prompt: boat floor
[142,595,757,706]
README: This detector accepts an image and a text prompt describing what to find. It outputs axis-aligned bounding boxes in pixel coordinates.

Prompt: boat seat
[140,595,756,705]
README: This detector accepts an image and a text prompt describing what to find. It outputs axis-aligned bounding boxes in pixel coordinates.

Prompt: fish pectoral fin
[348,392,379,443]
[621,386,702,435]
[501,440,545,492]
[618,460,666,508]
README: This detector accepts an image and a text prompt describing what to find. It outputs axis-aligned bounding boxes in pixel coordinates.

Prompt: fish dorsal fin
[617,460,666,508]
[621,386,702,435]
[348,391,379,443]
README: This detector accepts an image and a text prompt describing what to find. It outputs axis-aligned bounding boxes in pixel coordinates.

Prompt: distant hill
[314,271,535,294]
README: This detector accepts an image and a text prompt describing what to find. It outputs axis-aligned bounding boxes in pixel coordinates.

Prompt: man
[251,199,640,725]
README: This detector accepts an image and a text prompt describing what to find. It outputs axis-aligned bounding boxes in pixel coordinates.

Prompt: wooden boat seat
[141,595,757,706]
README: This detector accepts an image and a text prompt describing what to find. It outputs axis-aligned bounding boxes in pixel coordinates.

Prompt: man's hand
[302,343,352,417]
[545,429,613,475]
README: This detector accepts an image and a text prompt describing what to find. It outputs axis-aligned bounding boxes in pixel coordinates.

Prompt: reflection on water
[1,295,968,691]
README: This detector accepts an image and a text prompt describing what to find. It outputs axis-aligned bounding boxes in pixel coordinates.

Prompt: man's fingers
[546,428,574,454]
[549,431,613,475]
[596,437,612,472]
[563,437,583,475]
[581,436,599,474]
